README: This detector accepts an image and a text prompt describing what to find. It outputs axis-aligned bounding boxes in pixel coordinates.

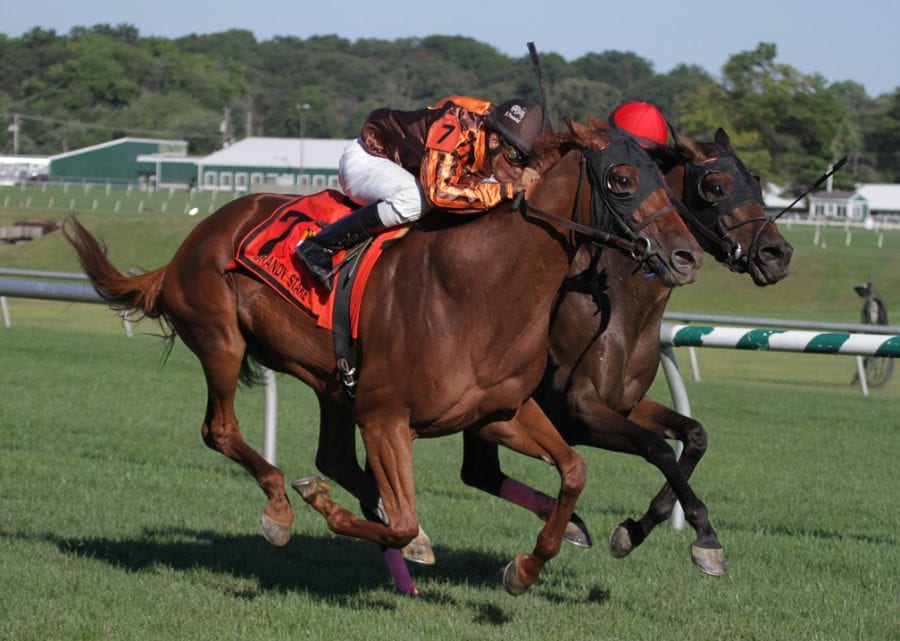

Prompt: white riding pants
[338,139,431,227]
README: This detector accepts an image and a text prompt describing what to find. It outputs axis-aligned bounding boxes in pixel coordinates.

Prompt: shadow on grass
[20,526,548,601]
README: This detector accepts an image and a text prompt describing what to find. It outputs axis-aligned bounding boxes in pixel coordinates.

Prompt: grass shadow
[25,526,526,601]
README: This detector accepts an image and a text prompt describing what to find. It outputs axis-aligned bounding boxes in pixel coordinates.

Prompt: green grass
[4,184,900,323]
[0,322,897,641]
[669,221,900,324]
[0,183,228,218]
[1,196,898,639]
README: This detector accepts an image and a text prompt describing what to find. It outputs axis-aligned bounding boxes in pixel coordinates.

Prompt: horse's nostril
[672,249,702,273]
[760,242,794,265]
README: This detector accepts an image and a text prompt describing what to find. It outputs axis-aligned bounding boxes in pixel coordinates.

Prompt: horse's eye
[701,172,730,201]
[607,165,637,195]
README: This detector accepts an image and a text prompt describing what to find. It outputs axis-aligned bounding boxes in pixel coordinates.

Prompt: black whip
[772,155,849,221]
[527,42,552,131]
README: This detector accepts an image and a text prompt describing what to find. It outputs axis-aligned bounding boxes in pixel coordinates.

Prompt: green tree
[572,51,655,90]
[1,27,894,174]
[629,63,717,124]
[721,42,847,192]
[862,89,900,182]
[679,83,773,180]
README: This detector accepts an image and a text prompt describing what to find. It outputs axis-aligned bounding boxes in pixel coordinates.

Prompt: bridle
[678,150,771,272]
[514,133,680,275]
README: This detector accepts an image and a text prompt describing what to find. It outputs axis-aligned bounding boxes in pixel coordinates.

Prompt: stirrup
[297,240,335,291]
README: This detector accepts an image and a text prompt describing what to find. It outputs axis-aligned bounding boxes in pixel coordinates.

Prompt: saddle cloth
[226,189,404,338]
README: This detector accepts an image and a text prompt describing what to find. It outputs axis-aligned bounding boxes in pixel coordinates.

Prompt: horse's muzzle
[748,238,793,286]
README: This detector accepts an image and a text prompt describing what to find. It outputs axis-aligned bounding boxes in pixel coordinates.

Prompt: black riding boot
[296,202,386,291]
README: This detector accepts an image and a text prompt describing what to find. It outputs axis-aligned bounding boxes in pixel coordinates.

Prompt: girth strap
[331,240,372,399]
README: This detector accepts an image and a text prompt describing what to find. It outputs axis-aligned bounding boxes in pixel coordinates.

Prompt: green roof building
[50,137,190,187]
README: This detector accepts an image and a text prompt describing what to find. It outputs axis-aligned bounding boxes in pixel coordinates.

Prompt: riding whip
[772,155,849,221]
[527,42,553,131]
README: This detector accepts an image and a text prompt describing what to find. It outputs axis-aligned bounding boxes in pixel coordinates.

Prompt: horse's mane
[647,145,692,174]
[530,132,581,174]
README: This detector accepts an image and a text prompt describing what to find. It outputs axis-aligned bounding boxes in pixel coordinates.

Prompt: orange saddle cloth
[227,189,404,338]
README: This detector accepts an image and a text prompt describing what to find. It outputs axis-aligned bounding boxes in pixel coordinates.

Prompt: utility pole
[297,103,311,185]
[219,107,231,147]
[245,95,254,137]
[8,113,21,154]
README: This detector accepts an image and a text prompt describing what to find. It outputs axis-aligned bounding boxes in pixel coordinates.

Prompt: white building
[194,137,352,193]
[855,183,900,216]
[0,154,50,186]
[806,183,900,222]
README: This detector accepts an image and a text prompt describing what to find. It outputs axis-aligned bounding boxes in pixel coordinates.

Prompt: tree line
[1,25,898,193]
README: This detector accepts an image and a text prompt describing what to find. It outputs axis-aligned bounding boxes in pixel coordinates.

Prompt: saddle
[226,190,407,397]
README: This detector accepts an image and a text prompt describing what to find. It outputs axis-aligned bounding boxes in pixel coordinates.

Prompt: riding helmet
[486,99,546,156]
[609,101,668,147]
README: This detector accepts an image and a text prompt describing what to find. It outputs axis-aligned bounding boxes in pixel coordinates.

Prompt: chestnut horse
[64,119,703,595]
[375,126,793,594]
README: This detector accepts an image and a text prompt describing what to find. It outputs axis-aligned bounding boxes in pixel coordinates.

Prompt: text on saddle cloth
[226,189,404,338]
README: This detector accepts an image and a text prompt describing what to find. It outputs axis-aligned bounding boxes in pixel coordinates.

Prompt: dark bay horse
[64,119,704,595]
[376,126,793,593]
[458,126,793,572]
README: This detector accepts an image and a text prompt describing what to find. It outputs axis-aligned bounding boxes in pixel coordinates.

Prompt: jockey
[609,100,668,148]
[296,97,546,290]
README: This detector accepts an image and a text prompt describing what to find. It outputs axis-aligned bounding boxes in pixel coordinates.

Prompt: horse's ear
[586,115,609,131]
[565,117,606,148]
[674,130,705,162]
[715,128,735,152]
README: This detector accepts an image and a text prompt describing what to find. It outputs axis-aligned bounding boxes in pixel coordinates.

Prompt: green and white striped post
[658,323,900,531]
[660,324,900,358]
[661,323,900,397]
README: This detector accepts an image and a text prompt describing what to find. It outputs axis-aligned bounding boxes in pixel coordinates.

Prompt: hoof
[564,514,593,548]
[260,512,291,547]
[691,544,728,576]
[609,518,644,559]
[290,475,329,502]
[609,524,634,558]
[401,527,436,566]
[502,557,530,596]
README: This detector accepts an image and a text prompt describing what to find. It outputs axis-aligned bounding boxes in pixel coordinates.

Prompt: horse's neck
[592,245,671,332]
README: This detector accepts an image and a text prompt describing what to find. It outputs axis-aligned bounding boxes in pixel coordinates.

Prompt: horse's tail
[63,216,167,320]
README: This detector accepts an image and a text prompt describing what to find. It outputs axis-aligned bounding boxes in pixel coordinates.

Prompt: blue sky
[2,0,898,97]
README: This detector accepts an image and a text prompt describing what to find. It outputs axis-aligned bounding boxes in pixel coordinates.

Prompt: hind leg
[460,431,593,548]
[198,345,294,546]
[169,277,294,548]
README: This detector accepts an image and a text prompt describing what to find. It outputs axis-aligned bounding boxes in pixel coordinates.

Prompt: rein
[516,151,675,264]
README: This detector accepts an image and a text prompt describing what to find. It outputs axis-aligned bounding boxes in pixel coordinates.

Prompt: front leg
[597,397,724,575]
[625,395,709,526]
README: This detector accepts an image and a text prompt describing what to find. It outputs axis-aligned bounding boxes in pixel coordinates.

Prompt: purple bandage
[499,477,554,518]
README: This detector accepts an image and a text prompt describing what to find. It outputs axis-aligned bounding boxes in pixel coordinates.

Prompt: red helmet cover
[609,101,668,147]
